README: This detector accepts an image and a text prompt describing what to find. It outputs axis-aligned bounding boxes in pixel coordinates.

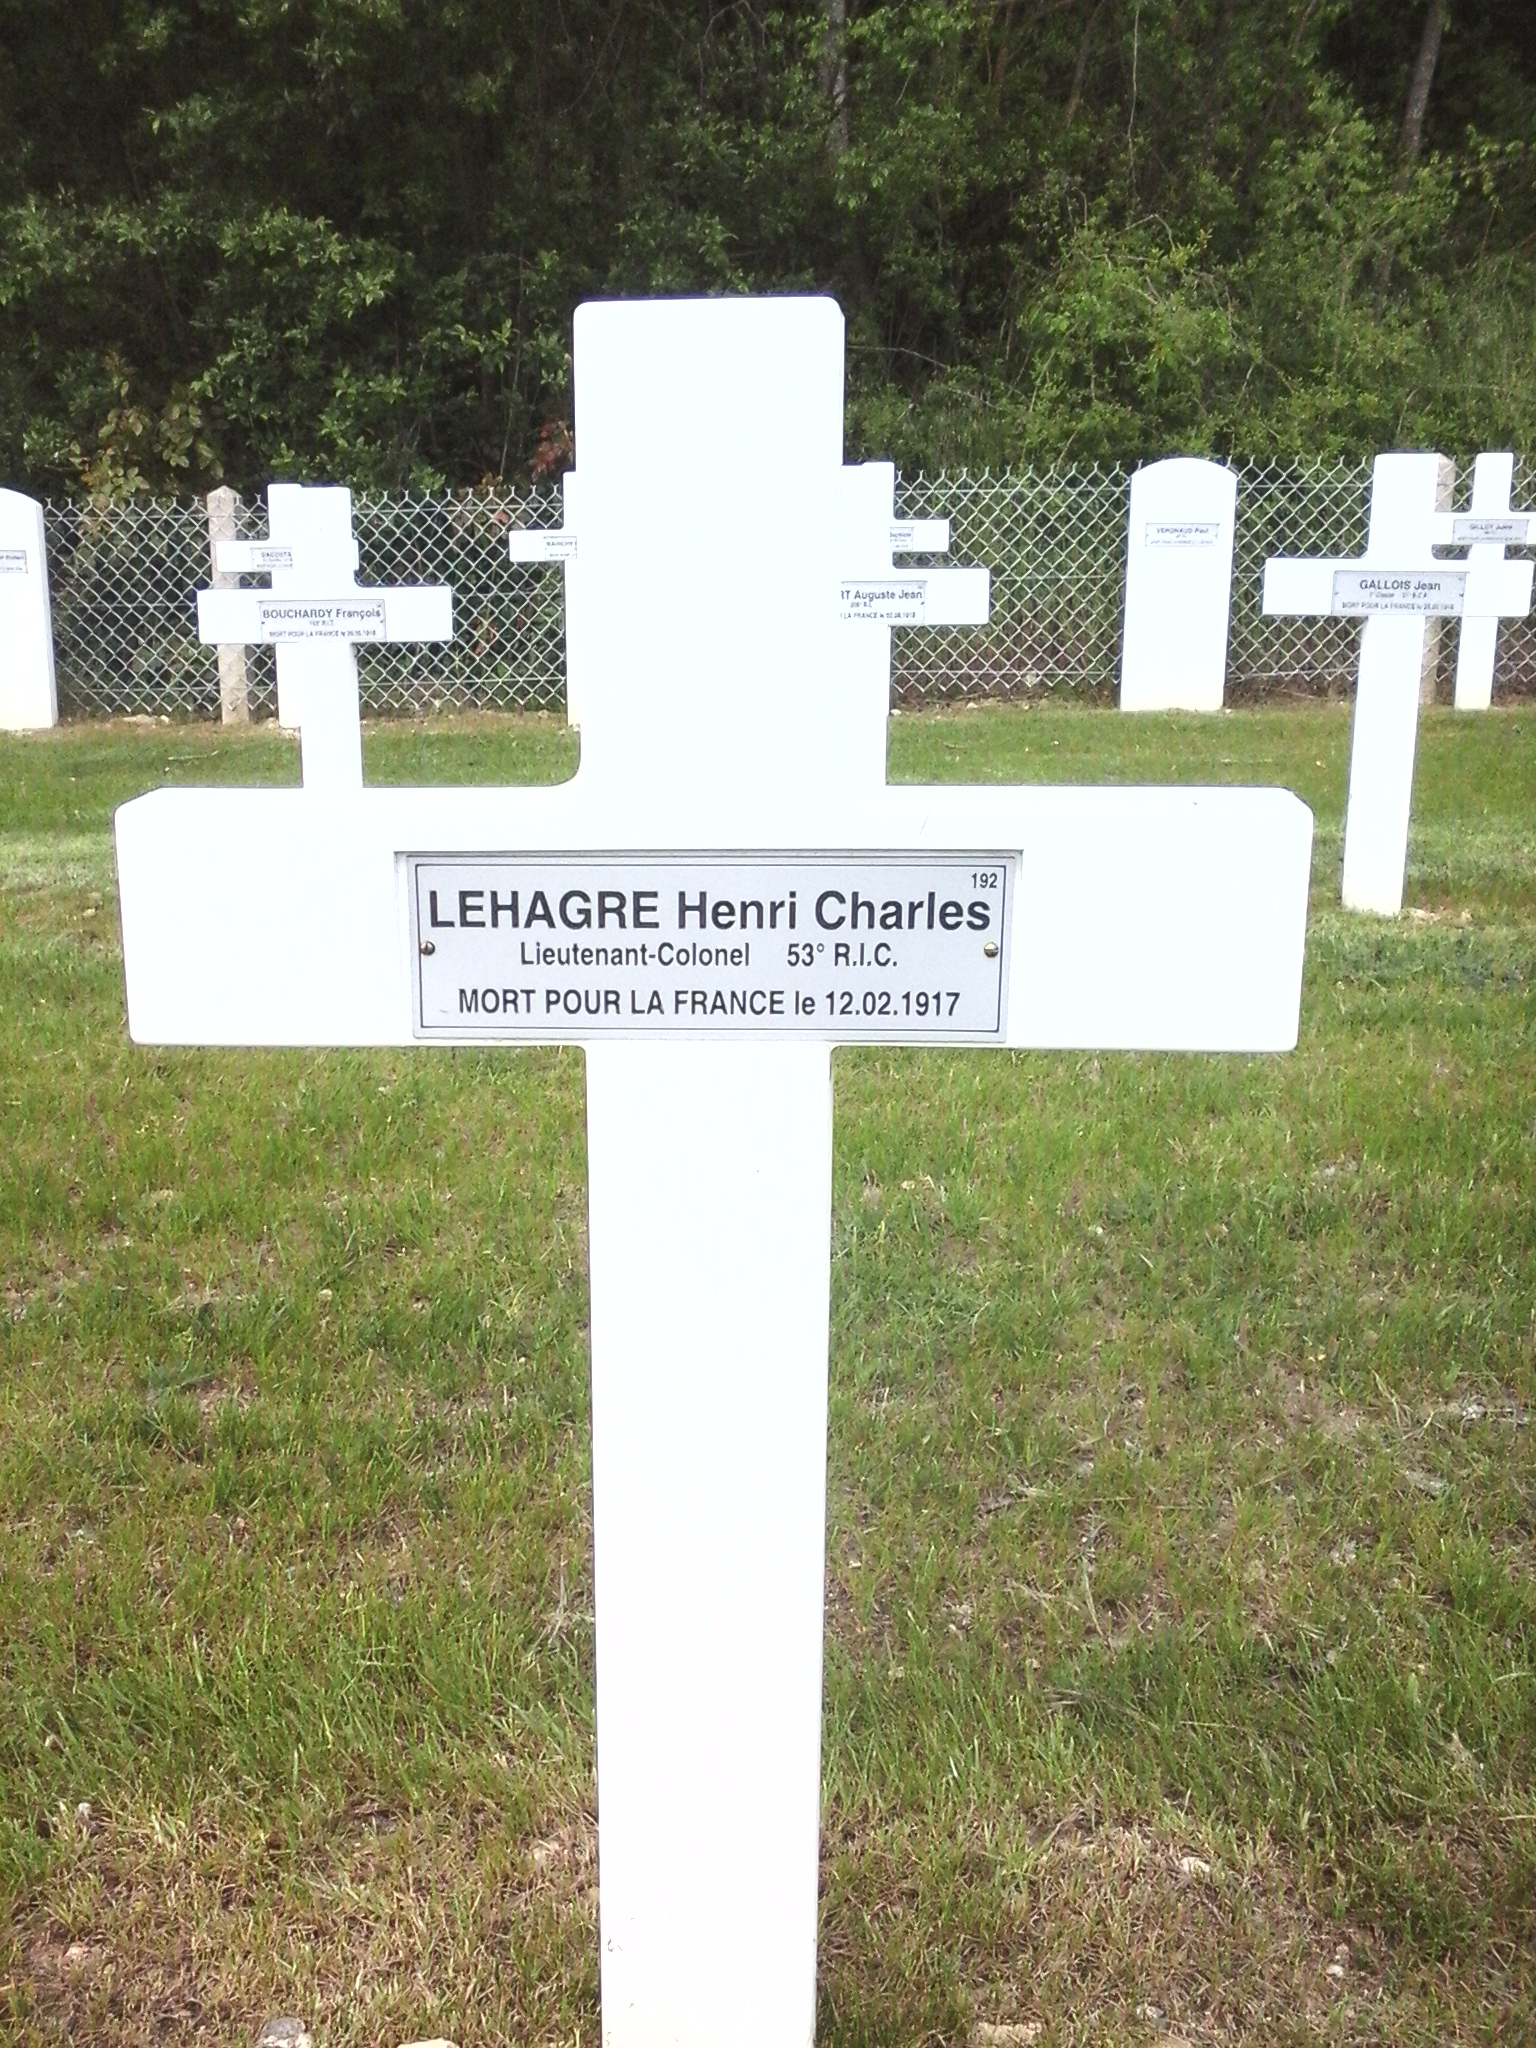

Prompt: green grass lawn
[2,703,1533,2047]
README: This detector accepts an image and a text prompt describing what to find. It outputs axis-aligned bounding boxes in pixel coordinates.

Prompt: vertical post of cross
[1455,453,1517,712]
[1341,455,1453,910]
[206,487,250,726]
[267,486,365,788]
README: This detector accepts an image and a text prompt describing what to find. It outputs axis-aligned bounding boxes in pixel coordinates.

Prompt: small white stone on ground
[971,2024,1042,2046]
[256,2022,312,2048]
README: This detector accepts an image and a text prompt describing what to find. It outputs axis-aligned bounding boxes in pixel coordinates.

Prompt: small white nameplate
[507,531,578,562]
[841,580,926,624]
[257,597,387,642]
[409,854,1014,1042]
[1330,569,1466,617]
[1451,515,1532,546]
[1145,520,1221,547]
[0,548,28,574]
[889,519,950,553]
[216,542,296,574]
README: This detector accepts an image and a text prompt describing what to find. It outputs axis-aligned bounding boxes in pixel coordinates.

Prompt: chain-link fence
[41,460,1536,719]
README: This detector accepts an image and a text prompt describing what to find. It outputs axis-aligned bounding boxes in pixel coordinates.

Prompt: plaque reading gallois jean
[408,853,1014,1040]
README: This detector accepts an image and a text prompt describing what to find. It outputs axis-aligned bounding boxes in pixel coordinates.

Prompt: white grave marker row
[0,487,58,730]
[116,296,1313,2048]
[1264,451,1533,914]
[1119,456,1238,712]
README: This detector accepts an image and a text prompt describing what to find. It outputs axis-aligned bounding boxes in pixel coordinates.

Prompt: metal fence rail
[42,461,1536,719]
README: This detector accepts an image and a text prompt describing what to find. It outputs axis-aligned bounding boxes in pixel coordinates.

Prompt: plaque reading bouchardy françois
[408,853,1015,1041]
[256,596,387,642]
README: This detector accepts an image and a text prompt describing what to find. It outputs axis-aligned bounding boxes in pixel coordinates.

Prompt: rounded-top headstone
[1119,456,1237,713]
[0,487,58,730]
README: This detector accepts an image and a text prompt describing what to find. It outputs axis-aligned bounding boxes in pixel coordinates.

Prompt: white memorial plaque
[1451,515,1531,547]
[1145,520,1220,547]
[1119,457,1237,712]
[508,530,579,561]
[409,854,1013,1040]
[0,487,58,730]
[215,541,297,574]
[256,596,387,642]
[889,518,949,552]
[840,578,926,624]
[1330,568,1466,616]
[117,298,1313,2048]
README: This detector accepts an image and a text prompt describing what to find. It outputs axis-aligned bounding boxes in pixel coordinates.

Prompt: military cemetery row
[6,451,1535,739]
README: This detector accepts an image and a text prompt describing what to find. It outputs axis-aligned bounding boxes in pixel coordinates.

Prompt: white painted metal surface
[117,296,1313,2048]
[1119,457,1237,712]
[1435,454,1535,710]
[1261,451,1526,914]
[0,487,58,730]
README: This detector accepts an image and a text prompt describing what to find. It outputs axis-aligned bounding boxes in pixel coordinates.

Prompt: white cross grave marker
[511,456,983,772]
[1441,453,1535,711]
[1264,450,1532,915]
[0,486,58,730]
[115,297,1313,2048]
[1119,456,1238,712]
[198,482,452,784]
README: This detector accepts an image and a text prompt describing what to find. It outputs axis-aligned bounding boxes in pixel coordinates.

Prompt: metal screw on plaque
[420,940,435,955]
[983,940,999,957]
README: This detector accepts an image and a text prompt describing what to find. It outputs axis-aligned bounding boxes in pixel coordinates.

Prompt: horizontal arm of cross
[196,587,453,647]
[114,779,1311,1054]
[1263,556,1532,622]
[1430,512,1535,548]
[508,519,952,565]
[215,539,361,577]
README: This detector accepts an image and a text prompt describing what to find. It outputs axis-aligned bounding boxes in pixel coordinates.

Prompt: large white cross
[1263,450,1532,915]
[115,298,1312,2048]
[1441,452,1536,711]
[198,482,452,787]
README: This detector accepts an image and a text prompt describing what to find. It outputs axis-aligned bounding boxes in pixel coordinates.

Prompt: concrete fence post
[206,486,250,724]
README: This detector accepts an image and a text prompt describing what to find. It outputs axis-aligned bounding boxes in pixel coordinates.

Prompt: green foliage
[0,2,1533,495]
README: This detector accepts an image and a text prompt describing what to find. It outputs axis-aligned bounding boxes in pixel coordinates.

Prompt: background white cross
[1434,452,1536,711]
[198,482,452,790]
[1264,450,1532,914]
